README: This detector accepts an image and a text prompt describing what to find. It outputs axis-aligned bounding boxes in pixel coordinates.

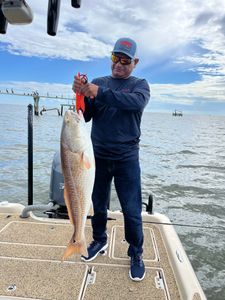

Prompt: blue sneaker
[129,255,145,281]
[81,240,108,262]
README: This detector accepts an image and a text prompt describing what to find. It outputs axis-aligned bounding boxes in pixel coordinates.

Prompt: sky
[0,0,225,114]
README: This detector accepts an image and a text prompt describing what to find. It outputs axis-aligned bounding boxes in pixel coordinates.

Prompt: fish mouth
[65,110,83,123]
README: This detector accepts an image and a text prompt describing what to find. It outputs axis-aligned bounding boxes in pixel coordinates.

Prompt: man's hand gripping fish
[60,110,95,260]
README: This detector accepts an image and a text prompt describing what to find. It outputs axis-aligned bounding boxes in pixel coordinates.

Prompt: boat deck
[0,206,205,300]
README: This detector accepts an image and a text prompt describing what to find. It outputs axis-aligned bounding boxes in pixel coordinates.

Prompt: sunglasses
[111,53,133,65]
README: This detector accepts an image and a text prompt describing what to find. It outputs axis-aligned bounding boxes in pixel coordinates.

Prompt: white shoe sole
[81,243,108,262]
[129,270,146,282]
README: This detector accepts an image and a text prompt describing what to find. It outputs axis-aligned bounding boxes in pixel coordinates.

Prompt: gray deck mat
[0,213,181,300]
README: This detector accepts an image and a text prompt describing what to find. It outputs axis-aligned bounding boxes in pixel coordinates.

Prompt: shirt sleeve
[95,79,150,112]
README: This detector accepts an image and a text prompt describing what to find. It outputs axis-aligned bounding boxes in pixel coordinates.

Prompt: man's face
[111,52,139,79]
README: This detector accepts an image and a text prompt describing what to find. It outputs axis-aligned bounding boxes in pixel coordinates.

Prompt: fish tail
[62,239,88,260]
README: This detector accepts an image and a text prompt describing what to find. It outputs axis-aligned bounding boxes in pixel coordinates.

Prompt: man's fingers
[72,76,83,92]
[72,81,97,98]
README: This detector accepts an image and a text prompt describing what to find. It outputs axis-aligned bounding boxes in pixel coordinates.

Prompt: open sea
[0,103,225,300]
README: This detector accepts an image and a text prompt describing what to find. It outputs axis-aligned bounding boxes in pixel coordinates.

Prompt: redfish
[60,110,95,260]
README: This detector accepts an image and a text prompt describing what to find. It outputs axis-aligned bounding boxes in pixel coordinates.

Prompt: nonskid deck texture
[0,213,182,300]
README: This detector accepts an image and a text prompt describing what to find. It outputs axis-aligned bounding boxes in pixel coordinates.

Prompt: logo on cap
[120,41,132,48]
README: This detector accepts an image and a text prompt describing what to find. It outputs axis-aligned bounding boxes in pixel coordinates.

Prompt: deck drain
[7,284,16,292]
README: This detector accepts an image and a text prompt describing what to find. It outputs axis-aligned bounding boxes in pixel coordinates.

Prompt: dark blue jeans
[91,157,144,257]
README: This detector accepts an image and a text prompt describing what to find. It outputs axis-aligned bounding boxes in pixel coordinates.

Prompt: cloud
[151,75,225,106]
[0,1,113,60]
[176,2,225,79]
[194,11,215,26]
[1,0,225,110]
[0,1,217,58]
[1,1,225,73]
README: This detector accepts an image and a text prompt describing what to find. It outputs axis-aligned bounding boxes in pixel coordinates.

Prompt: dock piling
[33,94,40,116]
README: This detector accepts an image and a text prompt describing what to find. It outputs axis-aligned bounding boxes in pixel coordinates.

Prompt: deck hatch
[81,265,170,300]
[110,225,160,262]
[0,258,88,300]
[0,221,74,245]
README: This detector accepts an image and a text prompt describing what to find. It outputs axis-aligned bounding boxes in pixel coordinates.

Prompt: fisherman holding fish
[73,37,150,281]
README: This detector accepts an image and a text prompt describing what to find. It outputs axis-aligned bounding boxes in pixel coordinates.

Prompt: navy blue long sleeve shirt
[84,75,150,161]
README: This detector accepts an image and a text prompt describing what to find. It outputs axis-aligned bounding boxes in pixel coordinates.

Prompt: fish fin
[81,152,91,169]
[64,186,74,225]
[62,240,88,260]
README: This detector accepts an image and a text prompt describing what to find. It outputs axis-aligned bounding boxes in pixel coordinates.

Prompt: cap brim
[112,50,134,59]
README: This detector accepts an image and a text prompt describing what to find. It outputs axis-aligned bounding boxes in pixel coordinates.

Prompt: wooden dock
[60,104,75,116]
[0,90,74,116]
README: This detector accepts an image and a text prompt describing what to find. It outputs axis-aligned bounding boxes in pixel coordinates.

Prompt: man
[73,37,150,281]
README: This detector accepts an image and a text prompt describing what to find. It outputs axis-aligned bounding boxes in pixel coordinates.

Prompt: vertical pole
[71,0,82,8]
[28,104,33,205]
[0,3,8,34]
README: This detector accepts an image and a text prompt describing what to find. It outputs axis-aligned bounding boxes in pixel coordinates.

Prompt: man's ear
[134,58,139,66]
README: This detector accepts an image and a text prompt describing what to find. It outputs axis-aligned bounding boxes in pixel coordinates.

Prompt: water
[0,103,225,299]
